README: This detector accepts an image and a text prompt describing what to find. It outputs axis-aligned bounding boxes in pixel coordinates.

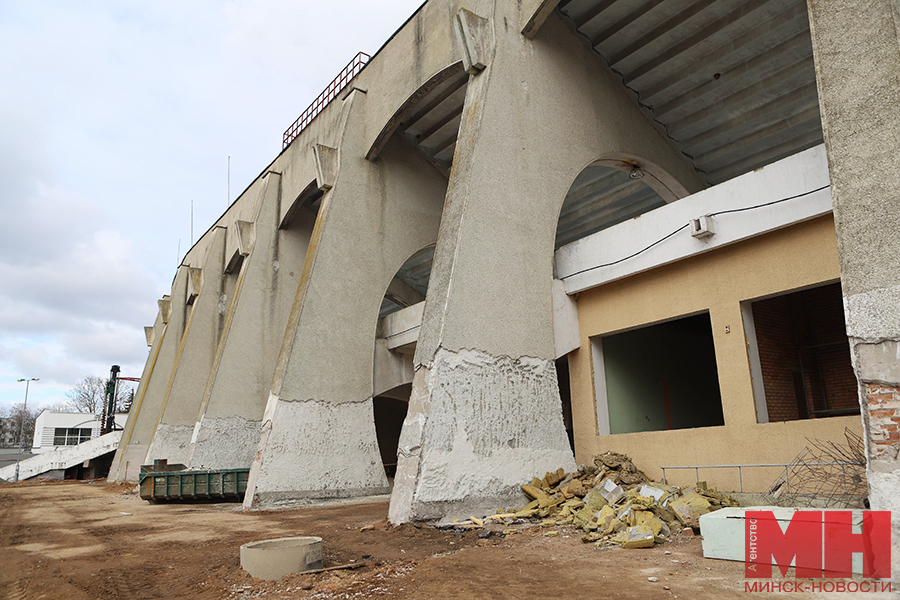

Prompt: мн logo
[745,510,891,579]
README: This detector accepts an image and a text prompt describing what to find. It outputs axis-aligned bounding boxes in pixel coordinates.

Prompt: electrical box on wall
[691,215,715,239]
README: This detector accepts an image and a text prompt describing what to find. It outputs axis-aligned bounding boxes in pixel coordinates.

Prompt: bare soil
[0,480,874,599]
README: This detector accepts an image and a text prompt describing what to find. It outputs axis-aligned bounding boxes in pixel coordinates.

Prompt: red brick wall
[751,283,859,422]
[865,383,900,459]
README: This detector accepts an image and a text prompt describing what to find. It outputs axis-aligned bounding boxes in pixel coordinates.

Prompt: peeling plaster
[389,347,575,523]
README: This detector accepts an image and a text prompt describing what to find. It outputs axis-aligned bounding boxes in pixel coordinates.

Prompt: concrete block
[616,527,655,548]
[699,507,870,575]
[453,9,490,75]
[312,144,338,191]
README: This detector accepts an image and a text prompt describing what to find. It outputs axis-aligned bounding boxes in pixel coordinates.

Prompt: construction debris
[763,428,867,508]
[439,452,739,549]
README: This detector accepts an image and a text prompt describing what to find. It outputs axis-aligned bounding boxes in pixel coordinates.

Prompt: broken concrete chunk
[597,478,625,504]
[594,505,616,532]
[668,491,711,528]
[581,484,609,514]
[638,484,666,503]
[634,512,664,537]
[614,527,655,548]
[521,484,543,501]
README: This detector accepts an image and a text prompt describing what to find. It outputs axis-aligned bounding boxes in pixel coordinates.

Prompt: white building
[31,410,127,454]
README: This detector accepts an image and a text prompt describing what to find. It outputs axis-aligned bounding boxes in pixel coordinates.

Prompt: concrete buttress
[144,226,227,465]
[109,268,190,481]
[388,2,702,523]
[243,88,449,507]
[807,0,900,584]
[188,171,312,470]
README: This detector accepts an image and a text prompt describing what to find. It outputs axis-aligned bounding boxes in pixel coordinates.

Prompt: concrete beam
[555,145,833,294]
[520,0,562,39]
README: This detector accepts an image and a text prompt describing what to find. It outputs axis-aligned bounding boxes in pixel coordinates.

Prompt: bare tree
[0,403,39,449]
[64,376,132,414]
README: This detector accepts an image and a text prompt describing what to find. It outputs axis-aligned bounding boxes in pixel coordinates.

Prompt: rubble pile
[497,453,739,548]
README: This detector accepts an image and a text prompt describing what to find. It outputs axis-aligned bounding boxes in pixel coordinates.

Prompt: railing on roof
[282,52,371,149]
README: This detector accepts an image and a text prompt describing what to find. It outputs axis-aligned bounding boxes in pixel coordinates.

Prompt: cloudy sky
[0,0,425,412]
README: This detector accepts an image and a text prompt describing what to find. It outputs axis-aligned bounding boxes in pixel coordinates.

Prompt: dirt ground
[0,480,888,600]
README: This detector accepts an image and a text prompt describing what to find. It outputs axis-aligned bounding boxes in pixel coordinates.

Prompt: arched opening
[373,384,411,480]
[378,245,435,318]
[373,247,437,479]
[555,157,682,249]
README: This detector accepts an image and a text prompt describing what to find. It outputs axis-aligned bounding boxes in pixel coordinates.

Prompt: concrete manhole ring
[240,536,324,580]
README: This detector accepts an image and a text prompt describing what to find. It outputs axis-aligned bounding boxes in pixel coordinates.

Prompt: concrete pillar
[806,0,900,583]
[388,2,703,522]
[188,171,312,469]
[243,89,450,507]
[109,268,190,481]
[144,226,227,465]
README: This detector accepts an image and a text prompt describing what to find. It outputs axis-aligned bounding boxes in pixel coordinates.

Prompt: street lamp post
[14,377,38,483]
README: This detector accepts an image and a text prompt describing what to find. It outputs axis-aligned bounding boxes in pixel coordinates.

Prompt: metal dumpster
[139,467,250,502]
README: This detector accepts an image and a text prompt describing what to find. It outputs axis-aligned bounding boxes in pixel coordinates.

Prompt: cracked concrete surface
[389,347,575,523]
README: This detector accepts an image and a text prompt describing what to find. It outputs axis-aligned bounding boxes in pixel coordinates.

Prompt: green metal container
[139,467,250,502]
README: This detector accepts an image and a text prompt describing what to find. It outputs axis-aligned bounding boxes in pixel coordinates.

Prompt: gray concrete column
[188,171,312,470]
[144,226,227,465]
[109,269,190,481]
[807,0,900,583]
[388,2,703,523]
[243,90,450,507]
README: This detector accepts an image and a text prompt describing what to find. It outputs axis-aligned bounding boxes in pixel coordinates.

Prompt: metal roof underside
[398,67,469,177]
[381,0,825,313]
[556,166,667,248]
[556,0,823,186]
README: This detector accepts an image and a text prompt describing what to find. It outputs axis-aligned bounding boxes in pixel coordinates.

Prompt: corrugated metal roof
[557,0,823,185]
[382,1,825,304]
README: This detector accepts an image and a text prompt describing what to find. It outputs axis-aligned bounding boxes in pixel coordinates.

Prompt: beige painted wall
[568,215,862,492]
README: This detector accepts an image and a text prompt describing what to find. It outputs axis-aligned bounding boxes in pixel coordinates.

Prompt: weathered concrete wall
[807,0,900,584]
[110,269,189,482]
[390,4,702,522]
[243,90,450,507]
[145,226,227,465]
[189,171,312,469]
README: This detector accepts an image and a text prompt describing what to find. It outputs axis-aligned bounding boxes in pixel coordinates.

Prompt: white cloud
[0,0,425,411]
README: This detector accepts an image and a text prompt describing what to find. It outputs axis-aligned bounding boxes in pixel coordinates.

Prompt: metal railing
[660,462,861,494]
[282,52,371,149]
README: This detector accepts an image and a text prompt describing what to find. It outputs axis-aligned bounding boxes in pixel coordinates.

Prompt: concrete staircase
[0,431,122,482]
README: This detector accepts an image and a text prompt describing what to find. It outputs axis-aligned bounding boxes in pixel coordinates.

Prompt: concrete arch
[390,8,707,523]
[554,153,692,250]
[244,89,450,507]
[367,61,466,161]
[373,244,436,400]
[590,153,691,204]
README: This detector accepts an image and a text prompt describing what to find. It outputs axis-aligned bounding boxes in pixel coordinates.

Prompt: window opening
[748,282,857,422]
[593,313,724,434]
[53,428,92,446]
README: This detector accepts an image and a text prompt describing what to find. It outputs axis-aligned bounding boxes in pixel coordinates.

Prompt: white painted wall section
[555,145,833,294]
